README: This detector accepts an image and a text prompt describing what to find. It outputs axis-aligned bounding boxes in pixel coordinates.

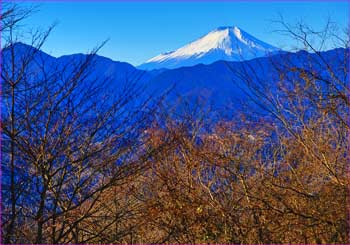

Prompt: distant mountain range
[138,26,279,70]
[2,28,347,115]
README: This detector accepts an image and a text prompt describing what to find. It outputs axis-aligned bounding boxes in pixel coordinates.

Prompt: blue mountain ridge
[2,42,347,118]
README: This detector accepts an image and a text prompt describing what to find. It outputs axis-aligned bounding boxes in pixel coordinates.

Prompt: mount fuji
[139,26,279,70]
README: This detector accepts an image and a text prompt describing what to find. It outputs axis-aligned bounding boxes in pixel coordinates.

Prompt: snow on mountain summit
[139,26,279,70]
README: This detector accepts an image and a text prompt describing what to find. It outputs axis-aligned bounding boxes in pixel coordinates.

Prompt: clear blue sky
[18,1,349,66]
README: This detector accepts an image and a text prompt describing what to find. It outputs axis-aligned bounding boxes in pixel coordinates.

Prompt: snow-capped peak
[139,26,279,70]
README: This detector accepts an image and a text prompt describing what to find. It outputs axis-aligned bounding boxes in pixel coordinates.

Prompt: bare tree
[222,18,349,243]
[1,4,154,243]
